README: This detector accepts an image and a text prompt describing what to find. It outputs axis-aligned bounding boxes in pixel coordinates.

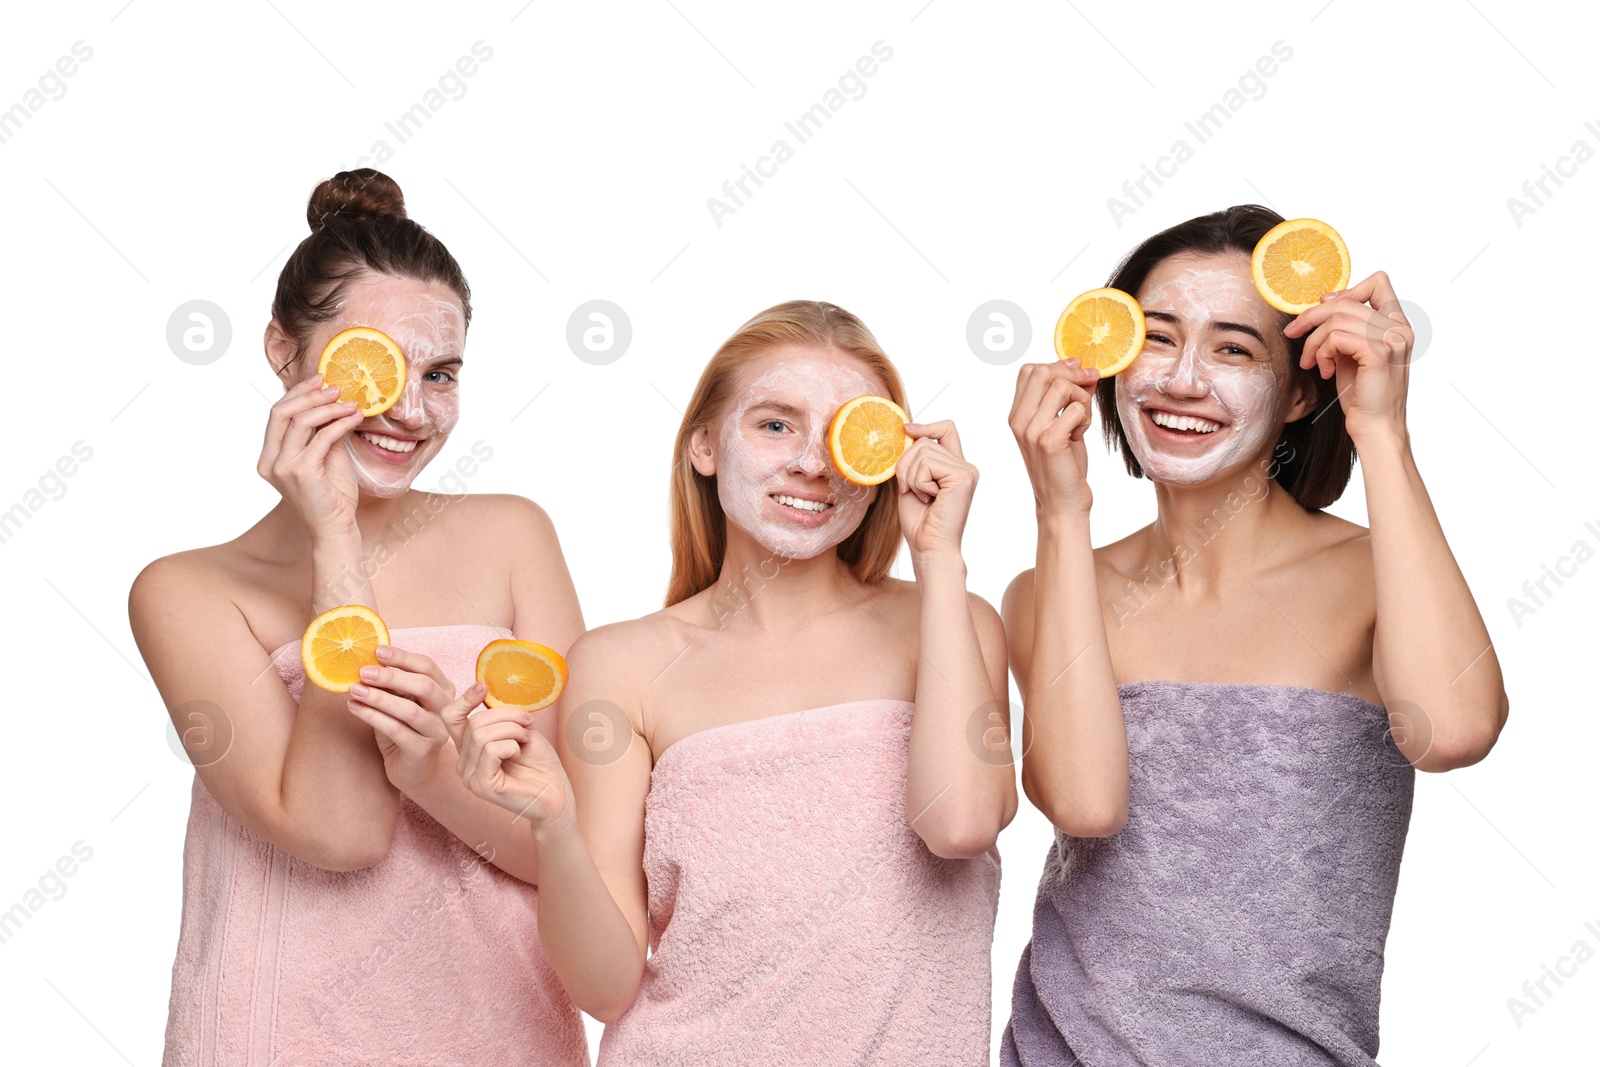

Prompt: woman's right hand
[257,372,367,539]
[1009,359,1102,518]
[456,704,576,833]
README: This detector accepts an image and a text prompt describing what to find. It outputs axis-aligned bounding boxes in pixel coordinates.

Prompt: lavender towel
[1003,681,1414,1067]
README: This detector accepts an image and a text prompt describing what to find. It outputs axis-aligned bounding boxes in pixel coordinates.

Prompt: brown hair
[270,169,472,372]
[1094,203,1356,509]
[665,300,908,607]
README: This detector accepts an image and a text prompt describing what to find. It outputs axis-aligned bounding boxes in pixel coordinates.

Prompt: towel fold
[598,699,1001,1066]
[163,623,589,1067]
[1003,681,1415,1067]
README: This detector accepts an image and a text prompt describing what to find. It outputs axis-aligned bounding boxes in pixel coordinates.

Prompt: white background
[1,1,1595,1063]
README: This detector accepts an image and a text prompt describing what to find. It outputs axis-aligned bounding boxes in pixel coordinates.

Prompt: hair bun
[307,168,407,232]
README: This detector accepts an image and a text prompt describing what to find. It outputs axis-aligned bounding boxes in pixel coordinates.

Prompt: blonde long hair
[665,300,909,607]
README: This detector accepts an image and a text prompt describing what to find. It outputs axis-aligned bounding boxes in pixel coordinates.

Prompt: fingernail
[375,646,390,658]
[350,683,368,697]
[358,666,377,680]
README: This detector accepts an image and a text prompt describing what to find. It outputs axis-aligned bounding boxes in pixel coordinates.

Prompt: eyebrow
[748,399,805,419]
[1142,310,1267,346]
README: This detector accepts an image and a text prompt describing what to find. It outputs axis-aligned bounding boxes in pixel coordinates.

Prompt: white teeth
[1150,411,1222,434]
[772,494,830,513]
[358,431,419,453]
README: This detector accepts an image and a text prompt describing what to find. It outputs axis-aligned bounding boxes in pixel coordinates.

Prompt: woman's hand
[1283,270,1413,446]
[456,703,576,832]
[257,372,367,539]
[345,644,486,795]
[895,419,979,567]
[1009,360,1101,519]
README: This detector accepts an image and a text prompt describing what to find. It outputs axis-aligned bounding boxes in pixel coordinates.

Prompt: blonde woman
[453,300,1013,1064]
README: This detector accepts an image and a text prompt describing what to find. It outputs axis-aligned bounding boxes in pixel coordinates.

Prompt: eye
[1219,343,1252,357]
[762,419,791,434]
[424,369,457,384]
[1145,332,1175,346]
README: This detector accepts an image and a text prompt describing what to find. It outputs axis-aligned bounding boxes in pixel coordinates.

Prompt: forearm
[1022,513,1128,835]
[528,820,647,1022]
[403,746,542,883]
[904,553,1014,858]
[1361,429,1507,767]
[276,531,401,869]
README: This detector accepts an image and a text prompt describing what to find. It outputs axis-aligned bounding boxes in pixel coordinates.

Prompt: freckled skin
[1116,256,1292,486]
[712,349,882,559]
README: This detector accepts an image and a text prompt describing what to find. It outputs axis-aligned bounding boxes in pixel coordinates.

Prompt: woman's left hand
[345,644,487,795]
[895,419,978,567]
[1283,270,1413,445]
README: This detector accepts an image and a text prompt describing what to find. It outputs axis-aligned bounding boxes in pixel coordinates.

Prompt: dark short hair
[1093,204,1355,510]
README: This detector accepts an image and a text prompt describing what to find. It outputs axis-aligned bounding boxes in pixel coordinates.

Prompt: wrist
[1351,421,1411,459]
[911,549,967,581]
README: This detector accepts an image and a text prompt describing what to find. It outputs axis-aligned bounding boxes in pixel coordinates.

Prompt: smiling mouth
[1146,409,1223,435]
[356,430,421,457]
[770,493,832,514]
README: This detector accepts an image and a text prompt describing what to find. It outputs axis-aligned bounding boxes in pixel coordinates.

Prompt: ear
[688,423,716,477]
[1283,369,1319,424]
[264,320,301,388]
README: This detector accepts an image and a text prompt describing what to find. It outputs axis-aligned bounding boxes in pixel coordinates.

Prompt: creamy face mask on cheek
[1116,265,1286,486]
[714,355,880,559]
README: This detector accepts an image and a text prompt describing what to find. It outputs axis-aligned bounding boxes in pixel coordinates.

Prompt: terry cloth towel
[1002,681,1416,1067]
[162,623,590,1067]
[596,699,1002,1066]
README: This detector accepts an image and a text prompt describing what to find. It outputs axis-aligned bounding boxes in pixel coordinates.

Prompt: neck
[704,529,860,634]
[1142,450,1305,585]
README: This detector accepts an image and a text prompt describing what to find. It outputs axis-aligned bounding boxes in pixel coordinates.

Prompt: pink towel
[598,699,1001,1066]
[163,623,589,1067]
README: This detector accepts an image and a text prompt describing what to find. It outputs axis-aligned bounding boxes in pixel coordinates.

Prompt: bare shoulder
[128,543,248,639]
[437,491,561,547]
[565,611,687,702]
[1297,509,1374,570]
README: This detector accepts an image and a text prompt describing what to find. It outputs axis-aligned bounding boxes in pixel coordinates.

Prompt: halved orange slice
[301,604,390,692]
[1250,218,1351,314]
[827,394,912,486]
[316,327,407,416]
[1053,288,1145,376]
[476,639,568,711]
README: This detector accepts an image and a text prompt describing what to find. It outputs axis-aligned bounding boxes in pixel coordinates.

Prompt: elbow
[916,813,1004,860]
[1415,696,1509,773]
[578,984,642,1025]
[1021,772,1126,838]
[302,827,396,872]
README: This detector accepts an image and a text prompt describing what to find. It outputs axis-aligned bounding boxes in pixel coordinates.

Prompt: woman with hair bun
[130,169,589,1066]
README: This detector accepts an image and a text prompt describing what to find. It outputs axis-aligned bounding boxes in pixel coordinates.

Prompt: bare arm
[1288,271,1508,771]
[893,418,1017,858]
[130,540,401,872]
[1005,360,1129,836]
[456,625,652,1022]
[397,496,587,883]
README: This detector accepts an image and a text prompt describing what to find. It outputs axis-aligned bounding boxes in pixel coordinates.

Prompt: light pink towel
[598,699,1002,1066]
[163,623,589,1067]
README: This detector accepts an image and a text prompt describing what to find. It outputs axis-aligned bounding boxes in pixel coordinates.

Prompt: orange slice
[476,639,568,711]
[316,327,407,416]
[827,395,912,486]
[1250,218,1351,314]
[301,605,390,693]
[1053,288,1146,376]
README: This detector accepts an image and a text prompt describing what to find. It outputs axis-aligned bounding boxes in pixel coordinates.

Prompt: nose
[1159,340,1210,400]
[389,378,426,427]
[788,428,830,477]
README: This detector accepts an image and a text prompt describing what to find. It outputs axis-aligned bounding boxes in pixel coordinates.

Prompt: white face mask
[303,275,465,500]
[1115,257,1289,486]
[710,348,883,560]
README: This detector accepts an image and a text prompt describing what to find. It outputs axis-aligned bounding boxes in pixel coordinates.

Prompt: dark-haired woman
[1000,205,1508,1065]
[130,170,589,1066]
